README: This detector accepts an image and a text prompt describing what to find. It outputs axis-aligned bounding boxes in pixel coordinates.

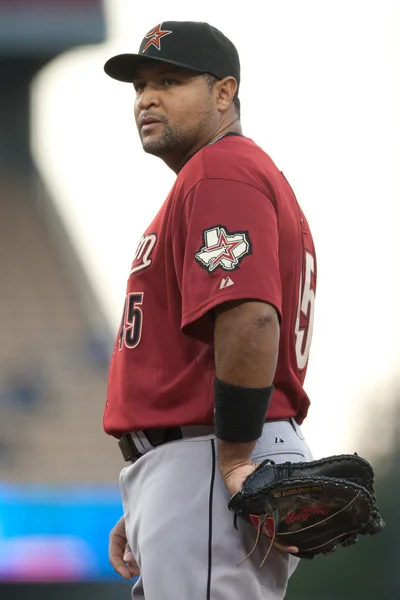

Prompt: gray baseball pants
[119,419,313,599]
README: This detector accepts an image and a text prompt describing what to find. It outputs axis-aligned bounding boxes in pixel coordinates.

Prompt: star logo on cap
[142,24,172,52]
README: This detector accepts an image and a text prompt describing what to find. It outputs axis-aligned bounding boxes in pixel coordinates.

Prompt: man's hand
[109,516,140,579]
[220,460,258,496]
[221,462,299,555]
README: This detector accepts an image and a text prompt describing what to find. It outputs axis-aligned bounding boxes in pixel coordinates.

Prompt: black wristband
[214,377,274,442]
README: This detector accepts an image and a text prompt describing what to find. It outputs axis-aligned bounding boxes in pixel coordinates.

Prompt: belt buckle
[118,434,142,462]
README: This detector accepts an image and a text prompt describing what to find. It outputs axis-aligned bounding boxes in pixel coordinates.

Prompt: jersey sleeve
[173,178,282,345]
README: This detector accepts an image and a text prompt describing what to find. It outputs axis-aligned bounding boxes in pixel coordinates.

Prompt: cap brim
[104,53,208,82]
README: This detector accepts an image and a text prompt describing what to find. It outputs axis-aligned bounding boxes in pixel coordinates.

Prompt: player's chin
[140,137,172,156]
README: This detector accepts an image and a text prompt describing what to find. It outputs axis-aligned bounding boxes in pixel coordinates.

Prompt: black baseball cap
[104,21,240,90]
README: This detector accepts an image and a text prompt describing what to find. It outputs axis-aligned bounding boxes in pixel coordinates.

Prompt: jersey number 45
[118,292,144,350]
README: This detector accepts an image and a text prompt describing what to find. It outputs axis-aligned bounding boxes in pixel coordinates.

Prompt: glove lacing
[237,509,280,568]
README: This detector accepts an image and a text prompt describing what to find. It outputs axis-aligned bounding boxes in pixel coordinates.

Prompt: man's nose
[137,85,161,110]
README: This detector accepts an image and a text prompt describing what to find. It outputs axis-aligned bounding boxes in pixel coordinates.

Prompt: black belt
[118,427,184,462]
[118,419,293,463]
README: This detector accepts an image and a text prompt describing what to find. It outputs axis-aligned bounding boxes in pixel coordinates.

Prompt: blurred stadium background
[0,1,398,599]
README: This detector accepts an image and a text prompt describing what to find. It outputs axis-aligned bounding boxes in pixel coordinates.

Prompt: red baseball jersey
[103,134,317,438]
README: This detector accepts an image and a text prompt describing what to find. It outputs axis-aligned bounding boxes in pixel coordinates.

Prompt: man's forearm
[213,300,280,473]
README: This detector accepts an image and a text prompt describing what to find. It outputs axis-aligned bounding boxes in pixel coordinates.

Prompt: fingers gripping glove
[228,454,385,565]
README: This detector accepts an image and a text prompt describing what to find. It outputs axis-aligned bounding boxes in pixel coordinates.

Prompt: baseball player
[104,21,316,600]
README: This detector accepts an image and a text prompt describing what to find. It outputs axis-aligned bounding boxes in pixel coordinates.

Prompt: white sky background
[30,0,400,459]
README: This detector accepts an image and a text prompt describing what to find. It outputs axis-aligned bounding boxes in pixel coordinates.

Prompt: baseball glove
[228,453,385,565]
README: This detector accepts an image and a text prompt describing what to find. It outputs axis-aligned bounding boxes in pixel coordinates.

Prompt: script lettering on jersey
[130,233,157,275]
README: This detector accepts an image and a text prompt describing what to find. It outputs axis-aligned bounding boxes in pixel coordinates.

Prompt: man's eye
[133,82,145,92]
[163,78,178,86]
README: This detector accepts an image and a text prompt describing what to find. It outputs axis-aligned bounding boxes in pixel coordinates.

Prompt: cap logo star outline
[195,226,252,272]
[142,24,173,52]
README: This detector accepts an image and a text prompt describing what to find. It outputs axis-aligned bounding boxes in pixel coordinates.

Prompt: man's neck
[164,120,243,174]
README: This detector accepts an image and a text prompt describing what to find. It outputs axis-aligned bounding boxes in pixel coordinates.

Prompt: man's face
[133,64,217,158]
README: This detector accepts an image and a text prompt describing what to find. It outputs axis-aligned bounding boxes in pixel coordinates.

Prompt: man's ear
[215,76,238,111]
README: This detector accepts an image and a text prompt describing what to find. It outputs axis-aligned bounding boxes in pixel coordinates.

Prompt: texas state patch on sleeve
[194,226,252,272]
